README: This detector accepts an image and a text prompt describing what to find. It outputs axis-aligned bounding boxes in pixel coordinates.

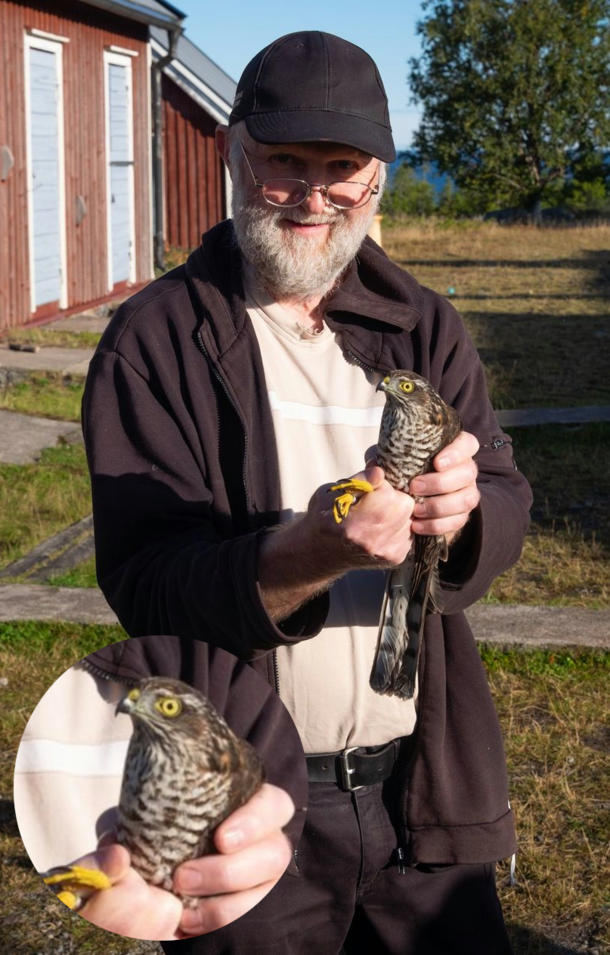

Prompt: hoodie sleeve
[82,348,328,658]
[421,291,533,612]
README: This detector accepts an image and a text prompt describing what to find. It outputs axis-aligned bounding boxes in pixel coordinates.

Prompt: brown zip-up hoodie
[82,219,532,865]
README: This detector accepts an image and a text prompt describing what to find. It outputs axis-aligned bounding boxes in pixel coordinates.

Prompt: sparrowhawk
[330,370,462,700]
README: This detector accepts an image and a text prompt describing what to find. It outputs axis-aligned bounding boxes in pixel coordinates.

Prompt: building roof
[83,0,184,30]
[151,25,237,123]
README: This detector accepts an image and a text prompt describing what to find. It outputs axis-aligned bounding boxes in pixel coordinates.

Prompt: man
[83,30,532,953]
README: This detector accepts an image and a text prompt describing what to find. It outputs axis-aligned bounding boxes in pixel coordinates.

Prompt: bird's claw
[42,864,112,910]
[328,479,375,523]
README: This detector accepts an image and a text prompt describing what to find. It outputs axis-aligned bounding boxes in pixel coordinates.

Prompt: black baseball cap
[229,31,396,162]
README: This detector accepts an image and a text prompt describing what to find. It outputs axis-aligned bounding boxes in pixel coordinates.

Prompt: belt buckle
[338,746,363,792]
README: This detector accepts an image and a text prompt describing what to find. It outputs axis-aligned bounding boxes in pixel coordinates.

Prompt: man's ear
[216,125,230,165]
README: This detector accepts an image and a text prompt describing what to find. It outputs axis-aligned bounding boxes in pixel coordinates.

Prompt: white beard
[230,168,380,301]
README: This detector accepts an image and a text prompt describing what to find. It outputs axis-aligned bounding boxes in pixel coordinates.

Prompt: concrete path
[0,344,94,376]
[0,584,607,648]
[0,584,118,625]
[467,604,609,648]
[0,409,82,464]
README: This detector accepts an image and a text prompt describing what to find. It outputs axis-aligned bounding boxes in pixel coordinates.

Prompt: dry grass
[484,647,610,954]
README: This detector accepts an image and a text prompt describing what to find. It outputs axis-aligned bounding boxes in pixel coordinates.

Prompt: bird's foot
[42,865,112,910]
[328,479,375,523]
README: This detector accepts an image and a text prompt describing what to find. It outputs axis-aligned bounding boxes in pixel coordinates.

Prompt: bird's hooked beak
[376,378,389,393]
[116,687,141,717]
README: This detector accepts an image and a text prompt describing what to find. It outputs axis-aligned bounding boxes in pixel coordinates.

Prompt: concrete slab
[50,314,111,333]
[0,584,118,624]
[0,345,94,376]
[466,604,610,648]
[497,406,610,427]
[0,586,607,649]
[0,409,82,464]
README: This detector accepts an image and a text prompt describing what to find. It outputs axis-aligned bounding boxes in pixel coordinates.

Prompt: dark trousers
[162,778,514,954]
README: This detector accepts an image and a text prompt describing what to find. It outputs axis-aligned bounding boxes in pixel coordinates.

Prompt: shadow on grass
[507,923,592,955]
[392,255,610,271]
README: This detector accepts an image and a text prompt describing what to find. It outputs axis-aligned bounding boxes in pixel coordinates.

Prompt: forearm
[258,519,345,623]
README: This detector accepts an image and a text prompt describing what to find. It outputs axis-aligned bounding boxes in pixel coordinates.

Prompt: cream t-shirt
[246,283,417,753]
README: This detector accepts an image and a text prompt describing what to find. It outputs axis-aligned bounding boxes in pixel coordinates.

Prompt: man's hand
[63,784,294,940]
[174,783,294,935]
[258,467,415,622]
[307,466,415,569]
[408,431,480,543]
[67,845,183,940]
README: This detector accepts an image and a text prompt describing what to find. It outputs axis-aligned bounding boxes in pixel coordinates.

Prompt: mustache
[280,209,340,225]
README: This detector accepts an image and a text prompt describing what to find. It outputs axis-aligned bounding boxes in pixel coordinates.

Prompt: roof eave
[81,0,184,32]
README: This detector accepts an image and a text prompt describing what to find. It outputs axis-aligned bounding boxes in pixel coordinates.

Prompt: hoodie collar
[186,222,423,357]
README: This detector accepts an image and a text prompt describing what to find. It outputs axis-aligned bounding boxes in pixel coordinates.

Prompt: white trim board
[23,33,69,312]
[103,50,137,289]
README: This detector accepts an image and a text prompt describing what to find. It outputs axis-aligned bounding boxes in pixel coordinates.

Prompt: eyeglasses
[237,138,380,210]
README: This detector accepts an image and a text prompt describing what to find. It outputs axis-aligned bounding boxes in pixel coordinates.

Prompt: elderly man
[83,30,531,954]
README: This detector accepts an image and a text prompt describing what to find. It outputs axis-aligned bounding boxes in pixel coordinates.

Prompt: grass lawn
[0,444,91,571]
[2,327,102,350]
[0,625,607,954]
[0,373,84,422]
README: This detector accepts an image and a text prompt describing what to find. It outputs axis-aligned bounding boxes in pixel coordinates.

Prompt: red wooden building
[0,0,235,332]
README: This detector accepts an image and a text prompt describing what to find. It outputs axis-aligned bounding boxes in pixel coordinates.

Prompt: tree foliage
[409,0,610,216]
[383,165,437,216]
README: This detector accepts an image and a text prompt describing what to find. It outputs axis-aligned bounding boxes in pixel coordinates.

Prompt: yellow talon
[328,479,375,523]
[42,865,112,910]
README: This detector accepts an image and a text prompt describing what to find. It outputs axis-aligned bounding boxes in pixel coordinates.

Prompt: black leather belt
[306,740,400,791]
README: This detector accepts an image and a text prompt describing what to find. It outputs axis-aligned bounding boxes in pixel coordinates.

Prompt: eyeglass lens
[262,179,373,209]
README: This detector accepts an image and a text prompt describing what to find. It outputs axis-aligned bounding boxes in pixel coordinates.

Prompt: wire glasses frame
[237,138,380,210]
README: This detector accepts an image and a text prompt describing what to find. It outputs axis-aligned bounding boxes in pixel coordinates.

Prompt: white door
[104,52,136,288]
[24,36,67,311]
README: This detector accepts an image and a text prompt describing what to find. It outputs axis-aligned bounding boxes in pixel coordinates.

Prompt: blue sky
[172,1,426,152]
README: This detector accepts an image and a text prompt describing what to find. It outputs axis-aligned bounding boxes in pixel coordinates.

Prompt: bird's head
[116,677,228,747]
[377,370,433,408]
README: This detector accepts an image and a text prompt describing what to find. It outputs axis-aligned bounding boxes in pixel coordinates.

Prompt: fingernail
[411,521,425,533]
[413,501,426,517]
[174,866,200,892]
[437,456,451,469]
[411,479,425,494]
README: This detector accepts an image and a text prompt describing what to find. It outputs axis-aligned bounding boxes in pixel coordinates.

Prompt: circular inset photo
[14,634,307,941]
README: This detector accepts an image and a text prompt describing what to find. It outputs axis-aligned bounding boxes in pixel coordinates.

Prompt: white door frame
[103,50,137,289]
[23,33,68,312]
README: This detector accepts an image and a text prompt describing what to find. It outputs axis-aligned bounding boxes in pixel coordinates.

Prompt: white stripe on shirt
[15,739,129,777]
[268,390,384,428]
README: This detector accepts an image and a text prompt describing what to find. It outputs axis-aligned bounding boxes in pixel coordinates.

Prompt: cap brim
[243,110,396,163]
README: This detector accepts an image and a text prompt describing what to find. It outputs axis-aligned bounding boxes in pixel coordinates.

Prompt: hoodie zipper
[80,658,141,687]
[195,330,252,523]
[345,350,385,376]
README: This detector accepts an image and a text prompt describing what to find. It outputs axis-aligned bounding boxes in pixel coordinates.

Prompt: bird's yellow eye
[399,381,415,393]
[155,697,182,718]
[128,688,140,702]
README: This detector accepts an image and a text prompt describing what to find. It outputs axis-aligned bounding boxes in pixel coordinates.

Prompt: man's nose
[301,185,332,215]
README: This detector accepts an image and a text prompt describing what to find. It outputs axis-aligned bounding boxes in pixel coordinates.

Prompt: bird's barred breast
[377,418,446,490]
